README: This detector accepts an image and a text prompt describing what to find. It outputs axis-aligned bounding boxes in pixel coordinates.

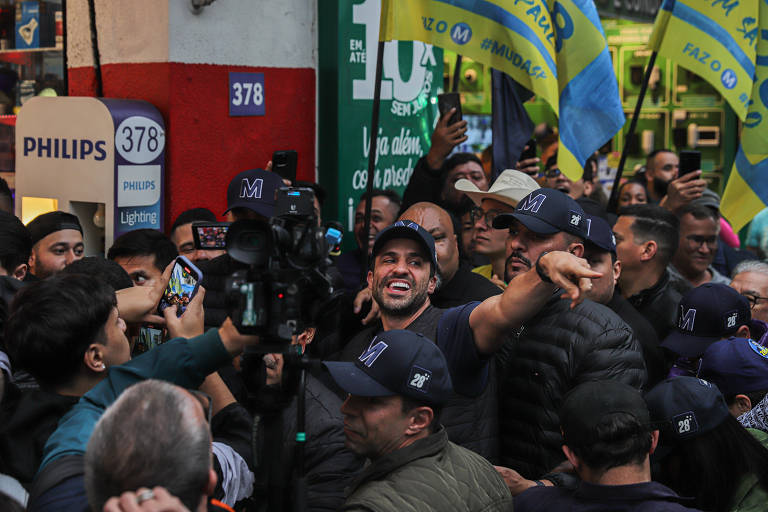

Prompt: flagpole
[362,40,386,279]
[607,51,658,213]
[452,55,463,92]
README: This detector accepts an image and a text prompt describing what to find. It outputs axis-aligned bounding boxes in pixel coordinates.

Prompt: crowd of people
[0,109,767,512]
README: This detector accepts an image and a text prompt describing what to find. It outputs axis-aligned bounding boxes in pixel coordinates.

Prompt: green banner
[319,0,442,250]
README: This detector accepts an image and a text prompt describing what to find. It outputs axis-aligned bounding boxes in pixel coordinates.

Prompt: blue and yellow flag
[649,0,757,121]
[720,1,768,231]
[379,0,624,181]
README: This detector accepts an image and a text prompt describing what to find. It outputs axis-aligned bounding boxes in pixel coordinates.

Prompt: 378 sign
[229,72,265,117]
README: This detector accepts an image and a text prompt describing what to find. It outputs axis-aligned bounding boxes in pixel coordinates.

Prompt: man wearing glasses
[669,203,730,288]
[543,153,596,201]
[454,169,539,285]
[731,260,768,346]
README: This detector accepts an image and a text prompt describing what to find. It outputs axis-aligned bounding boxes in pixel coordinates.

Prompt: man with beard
[643,150,707,211]
[492,188,646,478]
[399,202,501,307]
[338,219,602,462]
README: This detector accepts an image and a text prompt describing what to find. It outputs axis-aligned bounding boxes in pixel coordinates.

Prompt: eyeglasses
[545,168,561,178]
[742,293,768,310]
[189,389,213,424]
[470,206,502,227]
[685,235,717,250]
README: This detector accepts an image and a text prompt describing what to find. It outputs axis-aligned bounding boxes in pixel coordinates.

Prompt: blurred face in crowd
[355,196,399,254]
[29,229,84,278]
[400,204,459,285]
[672,212,718,279]
[368,238,436,318]
[472,199,512,259]
[504,219,583,282]
[583,246,620,304]
[98,307,131,368]
[612,216,644,273]
[646,151,679,198]
[731,271,768,323]
[441,161,488,208]
[618,182,648,208]
[461,210,476,256]
[545,166,591,200]
[113,254,163,287]
[340,394,417,460]
[171,223,226,263]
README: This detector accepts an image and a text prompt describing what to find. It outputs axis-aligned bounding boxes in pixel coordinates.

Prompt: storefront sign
[595,0,661,23]
[320,0,443,249]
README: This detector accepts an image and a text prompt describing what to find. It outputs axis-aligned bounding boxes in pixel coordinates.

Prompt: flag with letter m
[379,0,624,182]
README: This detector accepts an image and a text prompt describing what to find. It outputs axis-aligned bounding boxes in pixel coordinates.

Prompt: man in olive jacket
[324,329,512,512]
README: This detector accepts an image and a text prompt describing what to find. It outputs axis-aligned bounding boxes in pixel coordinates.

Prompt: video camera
[223,187,343,347]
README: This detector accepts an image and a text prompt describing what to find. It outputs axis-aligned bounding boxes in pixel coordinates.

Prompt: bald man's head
[399,202,459,284]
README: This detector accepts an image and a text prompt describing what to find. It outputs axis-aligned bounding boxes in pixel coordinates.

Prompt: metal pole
[607,51,658,213]
[361,40,385,278]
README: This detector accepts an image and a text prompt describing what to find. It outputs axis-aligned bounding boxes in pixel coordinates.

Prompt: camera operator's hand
[660,170,706,212]
[218,317,260,356]
[425,108,468,170]
[115,261,174,325]
[164,287,205,339]
[263,353,284,386]
[353,286,380,325]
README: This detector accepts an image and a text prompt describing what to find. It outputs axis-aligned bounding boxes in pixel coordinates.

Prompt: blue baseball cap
[699,338,768,397]
[646,376,729,444]
[371,221,439,271]
[323,330,453,405]
[661,283,751,358]
[224,168,284,217]
[492,188,587,238]
[584,214,616,254]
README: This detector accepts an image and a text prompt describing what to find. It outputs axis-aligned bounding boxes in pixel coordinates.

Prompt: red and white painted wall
[66,0,317,225]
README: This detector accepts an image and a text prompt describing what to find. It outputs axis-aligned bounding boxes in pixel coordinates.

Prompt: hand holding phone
[272,150,298,182]
[157,256,203,317]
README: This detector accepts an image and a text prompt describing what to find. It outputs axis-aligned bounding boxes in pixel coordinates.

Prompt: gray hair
[732,260,768,280]
[85,380,211,511]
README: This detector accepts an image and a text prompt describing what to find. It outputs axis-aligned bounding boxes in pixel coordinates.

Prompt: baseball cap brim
[492,211,559,235]
[372,226,438,269]
[660,332,721,358]
[323,361,397,397]
[222,201,274,217]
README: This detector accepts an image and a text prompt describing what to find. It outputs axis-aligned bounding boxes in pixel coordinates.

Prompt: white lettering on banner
[120,209,158,227]
[352,0,436,104]
[115,116,165,165]
[117,165,162,207]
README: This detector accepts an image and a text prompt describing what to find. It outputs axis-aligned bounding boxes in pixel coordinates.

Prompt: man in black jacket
[492,188,646,478]
[582,214,666,388]
[613,204,687,340]
[339,217,603,462]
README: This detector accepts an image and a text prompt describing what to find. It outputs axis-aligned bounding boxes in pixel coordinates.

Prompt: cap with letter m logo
[679,307,697,332]
[240,178,263,199]
[517,193,546,213]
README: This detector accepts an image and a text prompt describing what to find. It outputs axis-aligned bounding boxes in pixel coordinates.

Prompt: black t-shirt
[340,303,488,397]
[431,265,502,309]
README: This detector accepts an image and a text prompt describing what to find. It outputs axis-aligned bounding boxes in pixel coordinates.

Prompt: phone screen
[133,326,164,356]
[195,224,228,249]
[158,259,201,316]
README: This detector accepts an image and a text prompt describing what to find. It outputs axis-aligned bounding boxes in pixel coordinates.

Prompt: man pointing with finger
[339,210,613,462]
[492,188,647,478]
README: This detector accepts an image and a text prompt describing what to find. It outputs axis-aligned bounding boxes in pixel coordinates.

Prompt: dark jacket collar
[573,480,694,503]
[346,428,448,495]
[625,269,670,309]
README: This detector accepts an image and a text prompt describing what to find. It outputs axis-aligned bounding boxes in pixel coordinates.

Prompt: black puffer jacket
[625,269,687,341]
[496,295,646,478]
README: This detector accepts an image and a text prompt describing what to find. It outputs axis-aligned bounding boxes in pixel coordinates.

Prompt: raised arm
[470,251,601,355]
